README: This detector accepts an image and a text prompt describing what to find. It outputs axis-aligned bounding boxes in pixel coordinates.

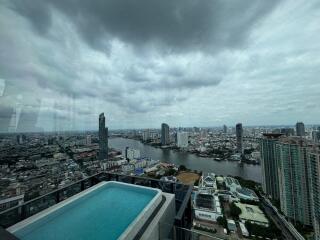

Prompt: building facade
[296,122,305,136]
[277,137,312,226]
[260,133,282,200]
[124,148,141,161]
[142,129,150,142]
[99,113,108,160]
[236,123,243,154]
[308,149,320,239]
[161,123,170,146]
[176,132,188,148]
[223,125,227,134]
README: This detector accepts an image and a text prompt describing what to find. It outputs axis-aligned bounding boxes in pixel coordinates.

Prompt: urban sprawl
[1,114,320,239]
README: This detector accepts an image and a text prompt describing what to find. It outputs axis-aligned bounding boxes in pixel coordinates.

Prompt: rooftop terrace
[0,172,193,240]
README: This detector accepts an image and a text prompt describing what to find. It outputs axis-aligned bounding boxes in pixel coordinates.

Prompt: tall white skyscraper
[177,132,189,148]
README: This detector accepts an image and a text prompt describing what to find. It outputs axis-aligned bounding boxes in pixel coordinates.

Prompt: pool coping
[7,181,162,240]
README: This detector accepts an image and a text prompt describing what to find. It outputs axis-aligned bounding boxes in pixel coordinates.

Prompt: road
[261,198,305,240]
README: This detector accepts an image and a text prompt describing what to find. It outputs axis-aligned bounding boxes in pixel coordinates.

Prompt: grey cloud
[8,0,52,35]
[9,0,281,53]
[1,0,320,131]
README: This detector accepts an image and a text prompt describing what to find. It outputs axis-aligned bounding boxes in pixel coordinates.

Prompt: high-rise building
[161,123,170,146]
[99,113,108,160]
[277,137,312,226]
[260,133,282,200]
[223,125,227,134]
[236,123,243,154]
[296,122,305,136]
[177,132,188,148]
[308,149,320,240]
[312,130,320,143]
[280,128,295,136]
[86,135,92,145]
[142,129,150,142]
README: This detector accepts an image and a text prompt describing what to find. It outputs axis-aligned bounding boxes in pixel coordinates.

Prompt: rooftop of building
[235,202,269,224]
[0,172,193,240]
[225,177,240,187]
[262,133,284,138]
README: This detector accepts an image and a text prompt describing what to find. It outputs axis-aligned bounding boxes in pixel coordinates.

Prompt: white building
[86,135,92,145]
[194,191,222,222]
[239,222,249,237]
[35,159,58,168]
[198,173,217,194]
[130,159,147,169]
[100,159,127,170]
[176,132,189,148]
[225,177,241,193]
[124,148,141,160]
[142,130,150,141]
[121,164,135,173]
[0,195,24,211]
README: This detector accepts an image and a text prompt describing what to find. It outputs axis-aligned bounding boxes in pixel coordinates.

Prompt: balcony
[0,172,193,240]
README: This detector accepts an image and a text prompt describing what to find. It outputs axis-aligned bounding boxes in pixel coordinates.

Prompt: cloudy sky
[0,0,319,132]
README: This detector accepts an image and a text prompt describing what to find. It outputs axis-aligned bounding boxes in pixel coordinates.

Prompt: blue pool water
[13,182,158,240]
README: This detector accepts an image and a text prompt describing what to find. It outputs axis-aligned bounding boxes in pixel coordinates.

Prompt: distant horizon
[1,123,319,135]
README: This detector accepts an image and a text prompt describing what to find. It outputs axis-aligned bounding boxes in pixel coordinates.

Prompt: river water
[109,137,262,183]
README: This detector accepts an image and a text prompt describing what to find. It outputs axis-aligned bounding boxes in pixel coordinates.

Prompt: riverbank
[108,137,262,183]
[120,136,260,166]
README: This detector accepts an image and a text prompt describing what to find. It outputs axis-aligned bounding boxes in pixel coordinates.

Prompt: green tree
[217,216,228,228]
[166,168,177,176]
[178,165,187,171]
[230,203,242,219]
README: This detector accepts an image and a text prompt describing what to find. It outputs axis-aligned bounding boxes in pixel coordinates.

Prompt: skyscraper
[277,137,312,226]
[99,113,108,160]
[280,128,295,136]
[223,125,227,134]
[236,123,243,154]
[177,132,188,148]
[308,149,320,240]
[296,122,305,136]
[142,129,150,142]
[260,133,282,200]
[161,123,170,146]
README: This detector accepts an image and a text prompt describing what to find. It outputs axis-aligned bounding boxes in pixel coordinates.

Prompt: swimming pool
[8,181,162,240]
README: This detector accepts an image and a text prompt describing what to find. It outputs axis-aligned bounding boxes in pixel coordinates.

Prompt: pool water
[13,182,158,240]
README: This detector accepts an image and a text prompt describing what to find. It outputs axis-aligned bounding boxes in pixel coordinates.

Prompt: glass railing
[0,172,193,238]
[160,222,228,240]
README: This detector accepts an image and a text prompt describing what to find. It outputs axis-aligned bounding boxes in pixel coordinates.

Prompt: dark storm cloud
[2,0,320,131]
[9,0,52,35]
[10,0,280,53]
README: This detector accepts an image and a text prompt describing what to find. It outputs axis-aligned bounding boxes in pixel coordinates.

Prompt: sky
[0,0,320,132]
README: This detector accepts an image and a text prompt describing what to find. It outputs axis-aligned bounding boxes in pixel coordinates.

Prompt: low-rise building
[239,222,249,237]
[236,187,259,202]
[225,177,241,193]
[235,203,269,227]
[227,219,237,232]
[0,194,24,212]
[198,173,217,195]
[193,191,222,222]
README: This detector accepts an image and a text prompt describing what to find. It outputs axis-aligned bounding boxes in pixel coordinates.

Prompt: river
[109,137,262,183]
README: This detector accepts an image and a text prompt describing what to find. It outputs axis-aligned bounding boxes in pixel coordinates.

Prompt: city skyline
[0,0,320,132]
[1,122,320,134]
[1,1,320,239]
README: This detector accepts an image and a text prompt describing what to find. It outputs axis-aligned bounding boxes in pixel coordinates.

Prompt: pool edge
[7,181,163,240]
